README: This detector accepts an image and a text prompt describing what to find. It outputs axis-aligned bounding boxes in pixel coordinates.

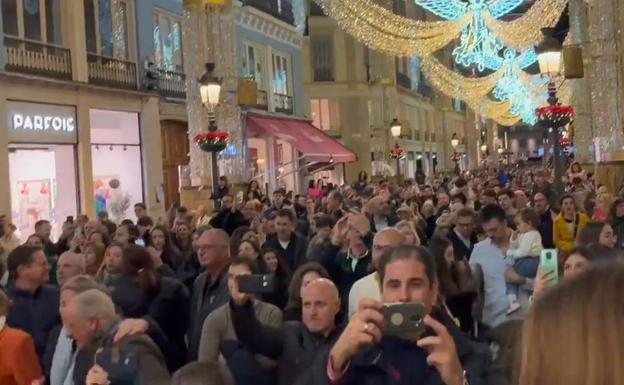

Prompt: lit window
[310,98,340,131]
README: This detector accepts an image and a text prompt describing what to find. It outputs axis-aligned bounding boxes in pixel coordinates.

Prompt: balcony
[256,90,269,110]
[156,69,186,99]
[314,67,334,82]
[3,35,72,80]
[241,0,294,25]
[87,53,138,90]
[274,93,293,114]
[396,71,412,90]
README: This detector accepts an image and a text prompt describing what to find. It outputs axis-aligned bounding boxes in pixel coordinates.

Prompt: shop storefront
[90,109,144,222]
[6,101,79,241]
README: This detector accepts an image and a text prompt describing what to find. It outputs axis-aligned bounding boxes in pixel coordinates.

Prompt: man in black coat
[209,194,250,235]
[533,191,557,249]
[307,245,500,385]
[447,208,478,261]
[263,209,308,271]
[5,245,60,373]
[229,277,344,385]
[188,229,231,361]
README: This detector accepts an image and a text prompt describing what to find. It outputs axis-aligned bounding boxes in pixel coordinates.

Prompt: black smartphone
[238,274,275,294]
[381,302,426,337]
[66,215,74,224]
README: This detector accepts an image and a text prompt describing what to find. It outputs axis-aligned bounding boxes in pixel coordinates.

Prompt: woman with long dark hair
[246,180,264,202]
[103,244,190,371]
[258,247,291,310]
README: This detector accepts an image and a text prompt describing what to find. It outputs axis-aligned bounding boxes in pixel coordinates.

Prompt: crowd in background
[1,161,624,385]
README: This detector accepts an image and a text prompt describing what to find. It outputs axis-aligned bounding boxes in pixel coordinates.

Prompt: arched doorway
[161,120,189,210]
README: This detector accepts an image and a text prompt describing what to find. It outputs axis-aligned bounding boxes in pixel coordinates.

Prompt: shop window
[272,51,291,95]
[153,10,183,72]
[1,0,62,44]
[241,42,266,89]
[90,109,143,222]
[310,98,340,131]
[84,0,134,59]
[9,144,78,242]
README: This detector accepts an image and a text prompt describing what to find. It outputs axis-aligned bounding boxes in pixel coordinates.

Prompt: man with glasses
[187,229,231,361]
[447,208,477,261]
[347,228,405,318]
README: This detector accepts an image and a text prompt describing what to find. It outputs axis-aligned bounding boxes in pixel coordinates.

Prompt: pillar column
[140,97,166,219]
[0,96,10,217]
[76,101,95,216]
[61,0,88,82]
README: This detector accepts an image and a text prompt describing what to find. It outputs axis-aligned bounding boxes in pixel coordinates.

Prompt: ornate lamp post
[390,118,403,177]
[450,133,460,175]
[196,63,226,200]
[537,28,569,199]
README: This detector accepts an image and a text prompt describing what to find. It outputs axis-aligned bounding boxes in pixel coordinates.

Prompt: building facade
[304,0,473,184]
[0,0,190,240]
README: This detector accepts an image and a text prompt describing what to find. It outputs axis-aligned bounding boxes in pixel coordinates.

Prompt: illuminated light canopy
[416,0,524,71]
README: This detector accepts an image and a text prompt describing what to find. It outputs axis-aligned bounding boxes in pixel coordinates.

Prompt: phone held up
[381,302,427,338]
[540,249,559,286]
[238,274,276,294]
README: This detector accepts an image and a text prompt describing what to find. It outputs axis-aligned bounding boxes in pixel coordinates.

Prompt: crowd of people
[1,162,624,385]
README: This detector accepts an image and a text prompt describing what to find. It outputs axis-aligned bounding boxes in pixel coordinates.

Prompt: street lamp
[480,144,488,153]
[450,133,460,148]
[450,133,460,175]
[390,118,402,138]
[390,118,402,177]
[537,28,564,198]
[198,63,223,199]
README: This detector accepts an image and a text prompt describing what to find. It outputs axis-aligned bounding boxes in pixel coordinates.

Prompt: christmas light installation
[415,0,524,71]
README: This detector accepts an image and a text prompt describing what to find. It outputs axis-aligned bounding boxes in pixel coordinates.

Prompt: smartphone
[238,274,275,294]
[134,238,146,247]
[540,249,559,285]
[66,216,74,224]
[381,302,426,337]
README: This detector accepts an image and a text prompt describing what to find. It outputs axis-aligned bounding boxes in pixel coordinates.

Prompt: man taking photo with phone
[315,245,497,385]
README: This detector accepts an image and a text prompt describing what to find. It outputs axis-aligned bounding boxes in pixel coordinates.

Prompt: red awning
[246,113,357,163]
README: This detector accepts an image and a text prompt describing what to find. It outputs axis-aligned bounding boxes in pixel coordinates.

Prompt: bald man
[348,228,405,317]
[56,251,86,287]
[230,277,343,385]
[188,229,231,361]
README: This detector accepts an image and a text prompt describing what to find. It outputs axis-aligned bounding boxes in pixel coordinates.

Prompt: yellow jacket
[553,212,590,252]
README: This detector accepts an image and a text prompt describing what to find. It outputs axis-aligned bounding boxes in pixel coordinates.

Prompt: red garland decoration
[194,131,230,145]
[536,105,575,127]
[449,152,461,161]
[389,146,406,159]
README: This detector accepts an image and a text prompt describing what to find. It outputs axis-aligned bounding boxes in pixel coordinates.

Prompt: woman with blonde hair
[394,220,421,246]
[519,264,624,385]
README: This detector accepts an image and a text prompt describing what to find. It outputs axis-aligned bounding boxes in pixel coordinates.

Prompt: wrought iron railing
[3,35,72,80]
[274,93,293,114]
[241,0,294,25]
[87,53,138,90]
[155,69,186,99]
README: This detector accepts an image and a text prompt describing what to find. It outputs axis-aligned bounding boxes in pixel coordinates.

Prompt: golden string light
[314,0,569,123]
[316,0,469,57]
[484,0,569,49]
